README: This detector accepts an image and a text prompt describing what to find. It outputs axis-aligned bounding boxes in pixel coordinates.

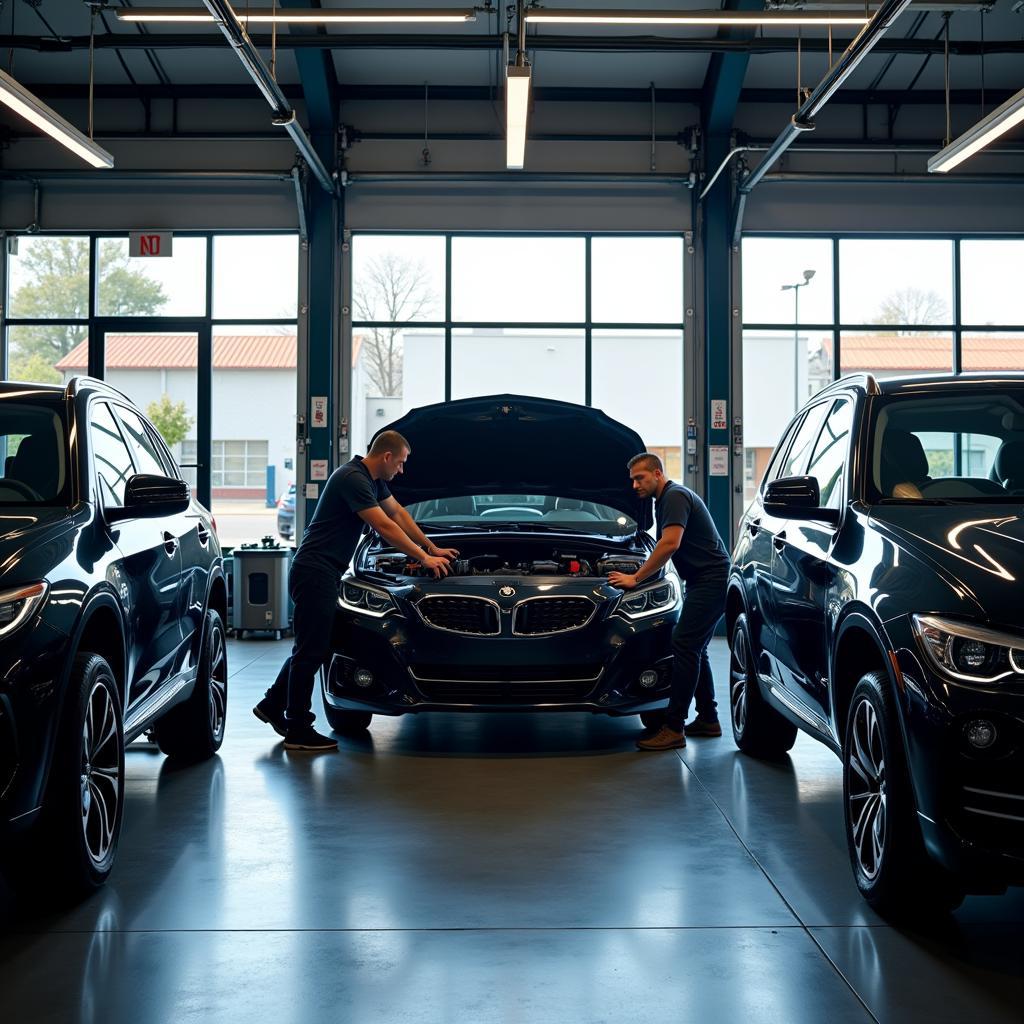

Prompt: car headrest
[994,440,1024,485]
[554,497,583,511]
[10,432,60,498]
[880,429,930,495]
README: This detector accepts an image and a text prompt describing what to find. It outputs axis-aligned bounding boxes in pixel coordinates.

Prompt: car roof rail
[64,374,135,404]
[819,372,880,397]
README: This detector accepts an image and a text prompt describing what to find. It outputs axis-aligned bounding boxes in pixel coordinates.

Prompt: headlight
[616,577,680,621]
[912,614,1024,684]
[0,581,48,637]
[338,578,398,618]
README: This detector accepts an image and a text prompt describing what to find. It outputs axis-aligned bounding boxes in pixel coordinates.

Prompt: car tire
[639,710,666,730]
[323,706,373,733]
[729,614,798,757]
[153,608,228,761]
[843,671,964,916]
[34,653,126,900]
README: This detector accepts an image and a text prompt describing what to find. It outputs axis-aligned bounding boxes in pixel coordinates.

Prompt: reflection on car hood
[375,394,652,530]
[870,506,1024,618]
[0,507,76,583]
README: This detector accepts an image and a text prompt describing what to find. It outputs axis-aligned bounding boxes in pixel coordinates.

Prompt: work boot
[684,716,723,738]
[283,725,339,752]
[253,696,287,738]
[636,725,687,751]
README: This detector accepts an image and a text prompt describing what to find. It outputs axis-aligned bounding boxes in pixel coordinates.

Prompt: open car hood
[374,394,653,530]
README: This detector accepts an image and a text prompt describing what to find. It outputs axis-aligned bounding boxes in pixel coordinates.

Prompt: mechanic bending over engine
[254,430,458,752]
[608,453,731,751]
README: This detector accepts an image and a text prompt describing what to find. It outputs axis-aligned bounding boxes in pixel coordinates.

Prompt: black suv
[729,373,1024,913]
[0,378,227,897]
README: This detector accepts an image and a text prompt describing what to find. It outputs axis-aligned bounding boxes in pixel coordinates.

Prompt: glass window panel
[591,237,683,324]
[806,400,854,509]
[213,235,298,319]
[839,239,953,326]
[592,330,682,479]
[114,405,169,477]
[353,235,445,323]
[223,470,245,487]
[962,331,1024,371]
[840,331,953,379]
[780,402,831,479]
[961,241,1024,326]
[90,402,135,507]
[222,440,247,456]
[352,328,444,458]
[452,237,585,322]
[7,236,90,320]
[7,324,82,385]
[741,238,833,324]
[97,237,207,318]
[451,329,585,403]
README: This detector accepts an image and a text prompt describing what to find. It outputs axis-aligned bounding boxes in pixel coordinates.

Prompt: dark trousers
[663,573,728,732]
[266,563,340,727]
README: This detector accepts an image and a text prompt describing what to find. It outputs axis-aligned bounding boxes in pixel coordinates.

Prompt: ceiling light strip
[523,9,870,26]
[0,68,114,168]
[505,65,531,170]
[928,86,1024,173]
[118,7,477,22]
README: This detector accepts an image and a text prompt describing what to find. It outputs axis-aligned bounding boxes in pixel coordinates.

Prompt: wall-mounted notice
[311,396,328,429]
[711,399,728,432]
[709,445,730,477]
[311,460,328,481]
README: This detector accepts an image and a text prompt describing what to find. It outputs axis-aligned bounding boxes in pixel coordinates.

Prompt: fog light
[965,719,997,750]
[639,669,658,689]
[354,668,374,689]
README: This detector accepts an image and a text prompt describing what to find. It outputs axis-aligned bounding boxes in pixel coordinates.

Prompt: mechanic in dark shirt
[254,430,456,751]
[608,452,731,751]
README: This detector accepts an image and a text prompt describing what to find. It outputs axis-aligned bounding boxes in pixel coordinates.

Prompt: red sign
[129,231,173,258]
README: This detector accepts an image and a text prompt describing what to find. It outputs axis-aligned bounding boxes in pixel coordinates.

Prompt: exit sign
[129,231,173,258]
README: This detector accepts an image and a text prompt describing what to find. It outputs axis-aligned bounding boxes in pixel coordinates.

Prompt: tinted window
[0,399,69,505]
[806,401,853,509]
[761,415,803,492]
[91,402,135,507]
[114,405,168,478]
[406,494,635,535]
[780,402,830,480]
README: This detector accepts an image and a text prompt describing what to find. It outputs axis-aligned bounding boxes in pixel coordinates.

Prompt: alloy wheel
[80,678,121,867]
[730,628,749,736]
[208,623,228,742]
[847,697,887,881]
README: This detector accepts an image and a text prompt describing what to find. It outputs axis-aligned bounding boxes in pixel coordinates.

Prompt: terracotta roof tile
[56,333,298,371]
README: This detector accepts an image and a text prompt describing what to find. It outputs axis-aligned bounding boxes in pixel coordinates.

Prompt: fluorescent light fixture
[118,6,476,22]
[524,8,869,25]
[929,86,1024,173]
[0,68,114,168]
[506,65,531,170]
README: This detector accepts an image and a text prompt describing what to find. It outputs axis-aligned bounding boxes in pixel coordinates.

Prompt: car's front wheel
[153,608,228,761]
[843,671,964,916]
[730,614,797,757]
[323,705,373,733]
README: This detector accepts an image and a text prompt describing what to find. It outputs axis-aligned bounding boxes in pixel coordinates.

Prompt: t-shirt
[655,481,730,583]
[292,456,392,575]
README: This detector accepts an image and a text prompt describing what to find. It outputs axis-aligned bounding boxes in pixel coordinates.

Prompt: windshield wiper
[877,498,956,506]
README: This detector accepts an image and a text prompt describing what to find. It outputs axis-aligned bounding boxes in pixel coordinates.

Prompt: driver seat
[8,433,60,498]
[880,429,931,499]
[994,440,1024,494]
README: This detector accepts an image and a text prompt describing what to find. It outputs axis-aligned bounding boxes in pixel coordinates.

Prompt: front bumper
[324,587,678,716]
[890,621,1024,888]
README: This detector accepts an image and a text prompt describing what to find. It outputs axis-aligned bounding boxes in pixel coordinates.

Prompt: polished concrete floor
[2,638,1022,1023]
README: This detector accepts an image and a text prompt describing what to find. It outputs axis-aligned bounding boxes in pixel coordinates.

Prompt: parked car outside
[277,482,295,541]
[0,377,227,899]
[728,372,1024,914]
[321,395,681,733]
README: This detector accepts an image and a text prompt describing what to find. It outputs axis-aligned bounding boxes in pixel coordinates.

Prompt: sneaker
[283,725,339,751]
[636,725,687,751]
[684,716,723,738]
[253,697,288,738]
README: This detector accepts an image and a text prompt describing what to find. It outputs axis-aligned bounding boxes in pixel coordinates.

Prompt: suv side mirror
[107,474,190,522]
[764,475,840,526]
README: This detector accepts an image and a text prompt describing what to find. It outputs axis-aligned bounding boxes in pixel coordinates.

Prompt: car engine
[370,551,642,579]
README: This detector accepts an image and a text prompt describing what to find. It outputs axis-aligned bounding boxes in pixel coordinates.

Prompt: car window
[806,400,854,510]
[779,402,831,480]
[90,402,135,508]
[0,399,69,506]
[113,405,169,478]
[761,415,803,492]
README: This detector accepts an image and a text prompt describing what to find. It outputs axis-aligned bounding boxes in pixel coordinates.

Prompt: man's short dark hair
[627,452,663,474]
[369,430,411,457]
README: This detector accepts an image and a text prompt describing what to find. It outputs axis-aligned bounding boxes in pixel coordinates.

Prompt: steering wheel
[0,478,43,501]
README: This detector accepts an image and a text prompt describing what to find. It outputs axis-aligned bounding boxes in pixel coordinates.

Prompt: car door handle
[197,523,210,547]
[772,531,787,551]
[162,532,179,558]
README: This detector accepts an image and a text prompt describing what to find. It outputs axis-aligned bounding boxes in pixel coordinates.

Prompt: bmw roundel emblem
[499,585,517,598]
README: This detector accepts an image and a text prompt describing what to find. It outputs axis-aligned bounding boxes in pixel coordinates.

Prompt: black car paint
[728,374,1024,890]
[0,379,227,833]
[322,395,679,717]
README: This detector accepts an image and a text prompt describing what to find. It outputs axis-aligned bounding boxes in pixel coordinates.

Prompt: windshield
[406,493,637,535]
[0,398,71,507]
[869,388,1024,504]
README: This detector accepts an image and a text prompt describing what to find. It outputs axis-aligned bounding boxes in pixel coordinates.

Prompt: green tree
[7,237,167,381]
[146,395,194,449]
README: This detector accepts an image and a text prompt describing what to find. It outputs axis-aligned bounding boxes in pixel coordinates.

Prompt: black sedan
[0,378,227,898]
[321,395,681,731]
[728,372,1024,914]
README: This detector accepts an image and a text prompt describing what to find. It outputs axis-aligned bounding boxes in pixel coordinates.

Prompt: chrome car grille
[416,595,500,636]
[513,596,596,636]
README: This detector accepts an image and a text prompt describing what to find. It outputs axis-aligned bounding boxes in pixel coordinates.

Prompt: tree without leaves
[871,287,950,332]
[146,394,194,449]
[351,253,437,397]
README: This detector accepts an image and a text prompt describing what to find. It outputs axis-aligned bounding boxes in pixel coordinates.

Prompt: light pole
[781,269,816,407]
